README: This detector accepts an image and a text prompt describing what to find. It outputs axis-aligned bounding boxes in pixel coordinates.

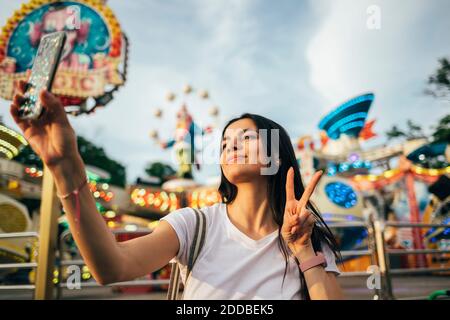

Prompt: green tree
[431,114,450,143]
[386,120,425,141]
[77,136,126,187]
[386,115,449,144]
[144,162,176,185]
[425,57,450,99]
[385,125,406,140]
[406,119,425,139]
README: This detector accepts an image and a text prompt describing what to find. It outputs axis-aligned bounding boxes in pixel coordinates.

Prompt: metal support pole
[404,172,427,268]
[373,220,394,299]
[34,165,60,300]
[367,218,382,299]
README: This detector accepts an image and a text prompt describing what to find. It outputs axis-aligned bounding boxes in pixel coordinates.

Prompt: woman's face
[220,118,268,184]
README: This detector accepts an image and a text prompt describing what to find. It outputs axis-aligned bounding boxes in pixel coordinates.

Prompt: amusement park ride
[150,85,219,179]
[0,0,448,299]
[298,93,449,270]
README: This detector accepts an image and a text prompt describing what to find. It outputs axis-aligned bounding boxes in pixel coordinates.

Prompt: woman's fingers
[283,212,299,242]
[285,212,298,229]
[297,209,308,227]
[288,210,315,240]
[18,80,28,95]
[285,167,295,202]
[303,211,315,228]
[297,209,315,230]
[297,170,323,210]
[283,167,319,245]
[291,226,298,235]
[10,102,30,132]
[13,93,26,106]
[39,89,67,121]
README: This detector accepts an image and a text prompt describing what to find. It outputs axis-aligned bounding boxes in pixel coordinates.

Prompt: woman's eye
[243,134,256,140]
[222,143,226,150]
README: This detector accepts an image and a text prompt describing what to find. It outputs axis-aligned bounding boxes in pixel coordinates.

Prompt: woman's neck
[226,179,278,238]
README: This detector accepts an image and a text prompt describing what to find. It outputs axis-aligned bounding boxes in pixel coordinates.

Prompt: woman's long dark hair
[218,113,341,300]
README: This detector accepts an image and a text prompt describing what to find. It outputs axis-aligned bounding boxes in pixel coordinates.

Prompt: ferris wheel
[149,84,221,179]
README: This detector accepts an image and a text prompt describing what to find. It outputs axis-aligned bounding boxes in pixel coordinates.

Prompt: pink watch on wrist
[298,252,327,273]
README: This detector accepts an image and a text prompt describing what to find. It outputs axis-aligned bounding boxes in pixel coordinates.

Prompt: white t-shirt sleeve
[160,207,197,266]
[321,242,341,276]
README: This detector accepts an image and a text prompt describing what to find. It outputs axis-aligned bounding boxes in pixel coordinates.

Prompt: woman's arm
[10,84,182,286]
[51,155,181,284]
[295,248,344,300]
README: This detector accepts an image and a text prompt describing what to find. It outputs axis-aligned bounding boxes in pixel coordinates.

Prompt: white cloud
[306,0,450,138]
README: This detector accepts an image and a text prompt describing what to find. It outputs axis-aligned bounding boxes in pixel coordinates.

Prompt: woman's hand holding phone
[10,80,80,171]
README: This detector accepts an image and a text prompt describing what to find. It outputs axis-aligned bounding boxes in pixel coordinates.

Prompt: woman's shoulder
[197,202,224,215]
[164,202,224,221]
[160,203,224,238]
[190,202,224,223]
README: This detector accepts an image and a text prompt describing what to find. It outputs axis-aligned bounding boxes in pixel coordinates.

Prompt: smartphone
[18,31,66,120]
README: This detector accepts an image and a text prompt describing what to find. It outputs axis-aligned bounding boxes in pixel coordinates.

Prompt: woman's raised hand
[281,167,323,257]
[9,81,79,169]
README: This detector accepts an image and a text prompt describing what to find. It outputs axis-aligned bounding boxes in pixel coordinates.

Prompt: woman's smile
[226,154,247,164]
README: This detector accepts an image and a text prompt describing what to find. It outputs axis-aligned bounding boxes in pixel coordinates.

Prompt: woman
[10,82,343,299]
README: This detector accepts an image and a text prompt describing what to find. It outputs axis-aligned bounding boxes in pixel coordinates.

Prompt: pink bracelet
[56,176,89,227]
[299,252,327,273]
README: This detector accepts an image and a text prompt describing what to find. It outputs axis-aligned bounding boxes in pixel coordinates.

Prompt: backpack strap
[167,207,207,300]
[166,258,181,300]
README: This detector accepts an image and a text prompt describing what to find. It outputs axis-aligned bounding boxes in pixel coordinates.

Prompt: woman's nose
[226,139,242,153]
[226,145,236,154]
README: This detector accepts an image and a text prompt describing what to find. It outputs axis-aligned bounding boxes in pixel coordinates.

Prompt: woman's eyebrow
[223,128,258,140]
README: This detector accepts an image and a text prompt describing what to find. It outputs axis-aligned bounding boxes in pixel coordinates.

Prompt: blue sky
[0,0,449,184]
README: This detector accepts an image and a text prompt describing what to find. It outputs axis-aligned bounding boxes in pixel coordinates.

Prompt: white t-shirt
[161,202,340,300]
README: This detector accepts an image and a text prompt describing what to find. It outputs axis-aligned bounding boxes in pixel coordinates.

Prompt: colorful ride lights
[326,160,372,176]
[324,182,358,209]
[90,180,114,202]
[24,166,43,178]
[130,188,179,212]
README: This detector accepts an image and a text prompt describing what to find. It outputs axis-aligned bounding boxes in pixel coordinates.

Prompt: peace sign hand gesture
[281,167,323,260]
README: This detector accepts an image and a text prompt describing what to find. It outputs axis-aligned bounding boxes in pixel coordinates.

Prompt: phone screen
[19,31,66,120]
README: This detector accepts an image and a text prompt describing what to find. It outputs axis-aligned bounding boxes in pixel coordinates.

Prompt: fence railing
[1,220,448,300]
[373,221,450,300]
[327,221,382,299]
[55,228,169,299]
[0,232,40,294]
